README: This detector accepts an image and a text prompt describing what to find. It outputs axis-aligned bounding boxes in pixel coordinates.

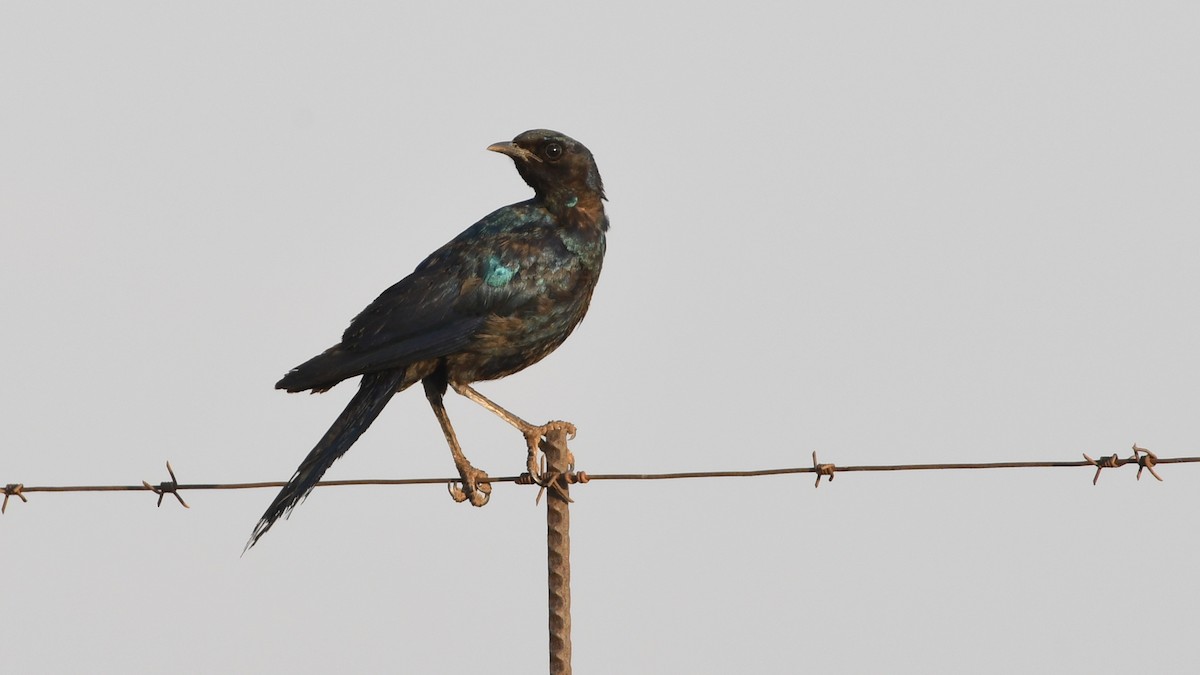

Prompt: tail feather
[247,368,408,549]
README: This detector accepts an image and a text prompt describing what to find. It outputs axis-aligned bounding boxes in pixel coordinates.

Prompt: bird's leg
[451,383,576,482]
[424,379,491,507]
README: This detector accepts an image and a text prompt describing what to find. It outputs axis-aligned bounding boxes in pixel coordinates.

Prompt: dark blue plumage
[249,130,607,548]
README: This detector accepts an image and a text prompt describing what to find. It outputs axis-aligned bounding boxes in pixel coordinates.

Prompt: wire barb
[536,447,581,505]
[1082,453,1122,485]
[2,483,26,513]
[142,461,189,508]
[1133,443,1164,482]
[1082,444,1166,485]
[812,451,836,488]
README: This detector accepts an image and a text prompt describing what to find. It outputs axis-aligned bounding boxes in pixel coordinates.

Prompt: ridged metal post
[544,428,572,675]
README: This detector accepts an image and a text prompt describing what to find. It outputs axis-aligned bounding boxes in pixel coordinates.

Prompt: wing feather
[276,204,551,392]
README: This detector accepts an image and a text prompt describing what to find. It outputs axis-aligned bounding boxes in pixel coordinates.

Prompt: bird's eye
[543,142,564,161]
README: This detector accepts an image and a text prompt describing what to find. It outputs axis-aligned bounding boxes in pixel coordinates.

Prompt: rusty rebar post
[543,428,572,675]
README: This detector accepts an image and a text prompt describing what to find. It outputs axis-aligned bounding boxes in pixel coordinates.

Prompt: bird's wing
[276,205,550,392]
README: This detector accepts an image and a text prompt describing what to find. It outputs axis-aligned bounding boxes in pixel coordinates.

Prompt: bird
[247,129,608,548]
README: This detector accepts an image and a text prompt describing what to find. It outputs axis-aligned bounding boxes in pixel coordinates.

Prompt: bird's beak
[487,142,541,163]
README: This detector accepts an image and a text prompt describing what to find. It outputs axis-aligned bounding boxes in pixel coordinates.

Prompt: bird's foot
[447,464,492,507]
[523,420,577,484]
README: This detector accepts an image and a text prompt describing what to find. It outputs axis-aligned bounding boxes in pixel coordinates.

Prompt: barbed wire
[3,443,1193,513]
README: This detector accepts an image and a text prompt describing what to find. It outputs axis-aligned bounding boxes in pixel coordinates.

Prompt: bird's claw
[447,466,492,507]
[523,420,577,483]
[546,420,578,441]
[446,481,491,506]
[470,485,490,506]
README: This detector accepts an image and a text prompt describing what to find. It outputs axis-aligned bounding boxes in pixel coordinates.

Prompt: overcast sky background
[2,2,1198,673]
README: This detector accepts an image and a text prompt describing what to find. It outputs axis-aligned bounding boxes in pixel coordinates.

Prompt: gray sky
[3,2,1198,673]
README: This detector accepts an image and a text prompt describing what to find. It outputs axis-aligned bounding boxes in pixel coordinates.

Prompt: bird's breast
[447,222,605,383]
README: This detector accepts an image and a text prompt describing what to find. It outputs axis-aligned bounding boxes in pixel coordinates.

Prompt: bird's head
[488,129,606,210]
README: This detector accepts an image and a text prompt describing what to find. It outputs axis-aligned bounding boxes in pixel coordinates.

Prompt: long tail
[247,368,408,549]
